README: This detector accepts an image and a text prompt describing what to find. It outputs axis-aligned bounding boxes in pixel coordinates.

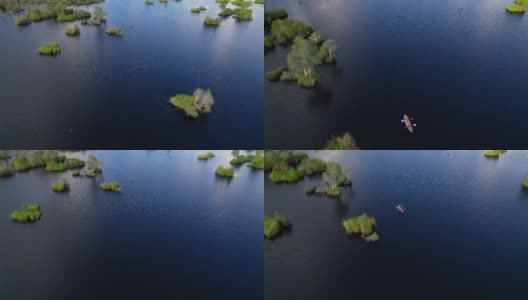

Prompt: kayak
[396,204,406,213]
[403,115,413,133]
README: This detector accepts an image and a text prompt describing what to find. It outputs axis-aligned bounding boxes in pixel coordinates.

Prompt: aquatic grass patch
[10,204,41,222]
[51,180,69,192]
[65,25,80,36]
[0,151,9,159]
[106,27,123,36]
[342,213,378,242]
[215,165,235,177]
[255,0,264,3]
[218,8,236,16]
[38,43,61,55]
[247,155,264,169]
[233,8,253,20]
[191,6,207,12]
[325,186,341,197]
[204,16,220,26]
[100,182,121,192]
[264,36,274,51]
[64,158,86,169]
[506,0,528,12]
[298,158,326,176]
[522,176,528,189]
[230,155,254,165]
[304,185,317,194]
[295,72,320,87]
[14,16,31,25]
[145,0,154,4]
[265,8,288,26]
[45,162,67,172]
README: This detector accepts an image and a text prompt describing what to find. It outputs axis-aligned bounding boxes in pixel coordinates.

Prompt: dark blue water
[265,150,528,299]
[0,1,263,148]
[0,150,263,299]
[265,0,528,149]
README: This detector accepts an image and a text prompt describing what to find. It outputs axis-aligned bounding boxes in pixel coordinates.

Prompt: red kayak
[396,204,406,213]
[402,114,415,133]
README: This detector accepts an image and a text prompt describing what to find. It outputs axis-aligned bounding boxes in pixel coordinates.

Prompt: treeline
[1,0,104,12]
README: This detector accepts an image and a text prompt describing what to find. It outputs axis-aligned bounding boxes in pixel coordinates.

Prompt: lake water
[265,0,528,149]
[0,150,263,299]
[0,1,263,148]
[265,150,528,299]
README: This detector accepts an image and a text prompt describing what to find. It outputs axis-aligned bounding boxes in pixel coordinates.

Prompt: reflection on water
[0,150,263,299]
[265,150,528,299]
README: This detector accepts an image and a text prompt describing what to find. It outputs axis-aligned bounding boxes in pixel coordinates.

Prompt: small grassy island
[51,180,70,192]
[264,212,290,239]
[191,6,207,12]
[264,36,274,51]
[325,132,359,150]
[265,66,286,81]
[215,165,235,177]
[38,43,61,55]
[484,150,507,158]
[100,182,121,192]
[169,88,215,118]
[105,27,123,36]
[145,0,154,4]
[204,16,220,26]
[506,0,528,13]
[10,204,41,222]
[247,151,264,169]
[342,213,379,243]
[197,152,216,160]
[65,25,80,36]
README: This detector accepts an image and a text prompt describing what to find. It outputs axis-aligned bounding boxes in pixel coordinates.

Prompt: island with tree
[170,88,215,118]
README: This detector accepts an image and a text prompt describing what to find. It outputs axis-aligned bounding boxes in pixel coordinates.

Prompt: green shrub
[106,27,123,36]
[247,155,264,169]
[522,176,528,189]
[64,157,86,169]
[325,186,341,197]
[295,72,320,87]
[0,167,15,177]
[204,16,220,26]
[10,204,41,222]
[27,8,54,22]
[304,186,317,194]
[38,43,61,55]
[234,8,252,20]
[197,152,216,160]
[265,8,288,26]
[0,151,8,159]
[65,25,80,36]
[215,165,235,177]
[264,36,274,51]
[269,168,303,183]
[191,6,207,12]
[265,66,286,81]
[271,19,312,43]
[85,169,102,177]
[56,14,76,21]
[51,180,69,192]
[255,0,264,3]
[74,9,91,19]
[100,182,121,192]
[274,211,290,227]
[72,171,81,177]
[325,132,359,150]
[363,232,379,242]
[219,8,236,16]
[342,213,377,238]
[298,158,326,176]
[11,157,33,171]
[145,0,154,4]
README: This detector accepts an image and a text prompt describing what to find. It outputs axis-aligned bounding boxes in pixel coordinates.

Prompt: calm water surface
[0,1,263,148]
[265,150,528,299]
[0,150,263,299]
[265,0,528,149]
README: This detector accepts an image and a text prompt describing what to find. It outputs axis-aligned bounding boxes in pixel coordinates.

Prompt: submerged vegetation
[264,211,290,239]
[100,182,121,192]
[10,204,41,222]
[197,152,216,160]
[38,43,61,55]
[325,132,359,150]
[51,180,70,192]
[170,88,214,118]
[215,165,235,177]
[342,213,379,243]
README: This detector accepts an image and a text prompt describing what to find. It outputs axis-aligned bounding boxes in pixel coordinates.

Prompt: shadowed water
[265,0,528,149]
[0,150,263,299]
[265,150,528,299]
[0,1,263,148]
